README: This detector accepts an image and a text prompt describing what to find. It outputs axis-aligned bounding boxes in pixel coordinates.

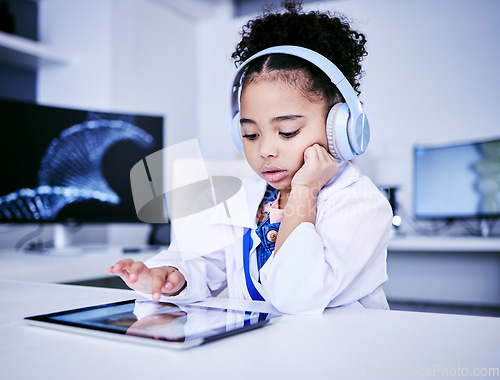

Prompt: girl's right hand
[292,143,339,192]
[106,259,186,301]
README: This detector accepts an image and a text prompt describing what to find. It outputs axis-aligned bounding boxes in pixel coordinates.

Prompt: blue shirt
[255,186,281,271]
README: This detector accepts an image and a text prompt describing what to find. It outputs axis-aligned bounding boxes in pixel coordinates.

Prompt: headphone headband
[230,45,369,158]
[231,45,362,122]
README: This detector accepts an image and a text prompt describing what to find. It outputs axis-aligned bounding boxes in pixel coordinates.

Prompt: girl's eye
[280,129,300,138]
[242,133,259,140]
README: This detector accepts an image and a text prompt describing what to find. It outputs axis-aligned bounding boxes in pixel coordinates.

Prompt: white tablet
[25,299,280,350]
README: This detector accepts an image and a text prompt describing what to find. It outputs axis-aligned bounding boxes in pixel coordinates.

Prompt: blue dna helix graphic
[0,120,153,221]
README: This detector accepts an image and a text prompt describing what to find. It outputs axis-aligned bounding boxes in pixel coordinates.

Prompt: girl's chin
[263,177,292,190]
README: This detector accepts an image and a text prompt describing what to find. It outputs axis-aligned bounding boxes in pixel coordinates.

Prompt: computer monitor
[413,137,500,220]
[0,98,164,226]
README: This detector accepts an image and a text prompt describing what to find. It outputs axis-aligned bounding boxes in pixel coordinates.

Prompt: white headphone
[230,45,370,161]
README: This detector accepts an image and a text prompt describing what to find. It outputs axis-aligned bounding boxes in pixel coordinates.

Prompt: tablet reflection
[129,300,267,343]
[126,309,188,342]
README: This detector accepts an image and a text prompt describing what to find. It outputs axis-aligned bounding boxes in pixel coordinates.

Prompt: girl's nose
[259,136,278,158]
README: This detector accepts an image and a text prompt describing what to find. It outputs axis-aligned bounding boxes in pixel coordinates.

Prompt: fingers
[304,144,337,168]
[106,258,136,276]
[304,144,329,162]
[107,261,186,301]
[107,259,149,287]
[303,144,320,162]
[294,144,339,191]
[151,268,167,302]
[150,267,187,301]
[127,261,149,283]
[164,267,187,295]
[107,259,147,284]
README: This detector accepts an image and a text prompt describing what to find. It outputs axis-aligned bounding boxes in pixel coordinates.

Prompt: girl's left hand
[291,144,339,192]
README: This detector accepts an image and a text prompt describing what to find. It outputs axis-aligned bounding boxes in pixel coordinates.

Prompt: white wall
[196,0,500,222]
[37,0,113,108]
[38,0,199,145]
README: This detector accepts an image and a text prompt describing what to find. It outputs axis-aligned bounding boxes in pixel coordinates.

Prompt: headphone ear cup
[326,103,354,161]
[231,112,244,152]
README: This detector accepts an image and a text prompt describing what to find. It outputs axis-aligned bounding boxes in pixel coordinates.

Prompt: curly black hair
[232,0,367,109]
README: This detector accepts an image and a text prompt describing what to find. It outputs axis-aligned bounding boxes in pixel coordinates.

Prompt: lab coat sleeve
[259,177,392,314]
[136,204,235,304]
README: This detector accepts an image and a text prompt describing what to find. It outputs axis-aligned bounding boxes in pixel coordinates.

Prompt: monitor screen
[0,98,164,223]
[413,138,500,219]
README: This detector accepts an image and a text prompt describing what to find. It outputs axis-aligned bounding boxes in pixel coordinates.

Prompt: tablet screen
[25,299,280,349]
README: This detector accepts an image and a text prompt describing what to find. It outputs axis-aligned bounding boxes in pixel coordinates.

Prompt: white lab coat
[143,161,393,314]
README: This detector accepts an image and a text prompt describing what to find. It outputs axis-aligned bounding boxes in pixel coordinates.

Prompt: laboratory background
[1,0,500,316]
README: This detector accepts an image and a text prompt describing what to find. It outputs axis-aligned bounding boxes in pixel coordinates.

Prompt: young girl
[107,0,392,314]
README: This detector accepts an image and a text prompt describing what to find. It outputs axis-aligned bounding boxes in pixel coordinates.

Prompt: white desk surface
[0,246,158,283]
[1,280,499,380]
